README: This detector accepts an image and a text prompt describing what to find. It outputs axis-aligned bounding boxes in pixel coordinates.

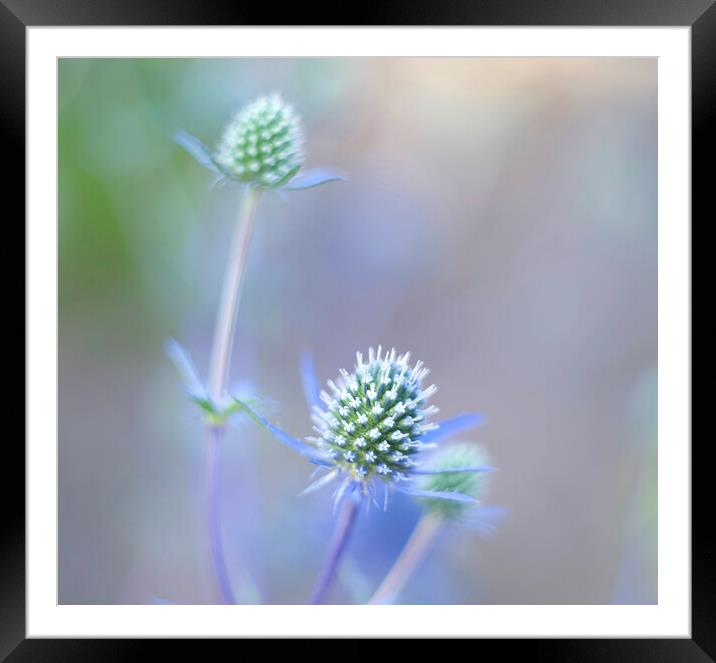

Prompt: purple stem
[205,426,235,604]
[310,496,360,604]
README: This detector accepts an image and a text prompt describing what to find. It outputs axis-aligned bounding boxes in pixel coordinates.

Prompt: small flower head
[215,93,304,188]
[417,444,491,519]
[311,347,438,485]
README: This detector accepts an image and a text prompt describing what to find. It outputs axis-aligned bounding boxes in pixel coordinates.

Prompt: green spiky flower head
[215,93,304,188]
[310,347,439,486]
[417,444,491,518]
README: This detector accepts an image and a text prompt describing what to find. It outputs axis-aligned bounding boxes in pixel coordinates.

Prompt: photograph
[57,56,658,606]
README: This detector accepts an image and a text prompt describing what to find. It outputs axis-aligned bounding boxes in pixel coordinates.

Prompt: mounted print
[14,14,701,653]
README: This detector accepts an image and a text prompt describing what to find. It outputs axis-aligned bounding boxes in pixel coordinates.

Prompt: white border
[27,27,691,637]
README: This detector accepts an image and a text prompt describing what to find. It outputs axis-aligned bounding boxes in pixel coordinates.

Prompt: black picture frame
[4,0,707,656]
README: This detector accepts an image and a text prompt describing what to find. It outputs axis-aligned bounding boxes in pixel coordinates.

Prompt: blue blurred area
[59,58,657,604]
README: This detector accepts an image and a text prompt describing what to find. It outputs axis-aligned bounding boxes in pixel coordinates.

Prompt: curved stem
[310,497,360,604]
[368,513,443,605]
[208,187,262,400]
[203,187,262,604]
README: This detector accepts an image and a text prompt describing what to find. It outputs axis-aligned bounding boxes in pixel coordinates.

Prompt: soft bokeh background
[58,58,657,605]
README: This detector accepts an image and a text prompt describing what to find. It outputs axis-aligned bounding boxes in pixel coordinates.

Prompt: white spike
[299,470,339,497]
[333,479,351,513]
[421,384,438,400]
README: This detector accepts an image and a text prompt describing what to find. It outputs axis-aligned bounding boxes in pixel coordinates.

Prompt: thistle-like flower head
[215,93,304,188]
[232,347,490,512]
[310,347,438,484]
[417,443,491,519]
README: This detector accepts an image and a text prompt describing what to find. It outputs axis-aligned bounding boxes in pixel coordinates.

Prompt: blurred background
[58,58,657,605]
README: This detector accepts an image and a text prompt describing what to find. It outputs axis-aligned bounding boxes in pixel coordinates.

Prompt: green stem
[203,187,262,604]
[368,512,443,605]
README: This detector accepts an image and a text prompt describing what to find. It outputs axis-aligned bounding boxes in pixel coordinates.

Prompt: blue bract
[233,347,493,511]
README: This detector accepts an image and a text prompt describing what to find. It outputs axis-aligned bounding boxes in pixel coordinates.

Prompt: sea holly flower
[415,443,507,533]
[232,347,491,510]
[174,93,343,191]
[234,347,491,604]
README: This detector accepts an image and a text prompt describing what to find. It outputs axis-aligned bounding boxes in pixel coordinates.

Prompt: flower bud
[215,93,304,188]
[417,444,491,518]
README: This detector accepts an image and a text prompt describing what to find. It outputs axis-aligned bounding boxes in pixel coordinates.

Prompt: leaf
[164,338,208,402]
[209,174,229,190]
[271,164,302,189]
[397,486,479,505]
[229,397,331,464]
[299,350,321,410]
[282,168,346,190]
[333,478,361,513]
[411,465,496,476]
[299,469,339,496]
[173,130,223,175]
[192,396,219,416]
[420,413,485,445]
[222,394,277,420]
